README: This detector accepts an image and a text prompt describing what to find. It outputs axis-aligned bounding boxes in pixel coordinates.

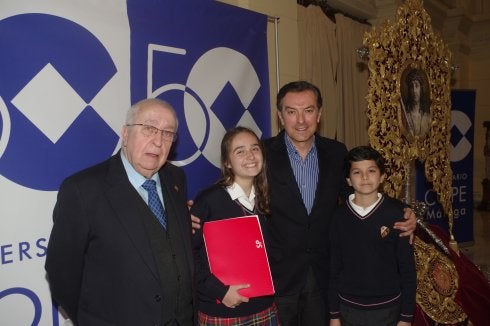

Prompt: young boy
[328,146,416,326]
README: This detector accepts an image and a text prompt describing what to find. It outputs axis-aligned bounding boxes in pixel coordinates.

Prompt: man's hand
[187,200,201,234]
[394,207,417,243]
[191,214,201,234]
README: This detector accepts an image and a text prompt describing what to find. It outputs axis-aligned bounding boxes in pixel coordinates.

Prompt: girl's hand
[221,284,250,308]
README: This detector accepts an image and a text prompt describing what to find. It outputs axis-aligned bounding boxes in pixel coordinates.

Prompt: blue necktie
[142,179,167,229]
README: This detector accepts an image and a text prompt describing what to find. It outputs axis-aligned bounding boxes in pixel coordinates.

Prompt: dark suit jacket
[45,152,195,326]
[263,130,348,300]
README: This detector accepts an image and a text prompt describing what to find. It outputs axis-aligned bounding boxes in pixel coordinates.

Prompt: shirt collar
[226,182,255,211]
[121,151,161,189]
[348,193,383,216]
[284,132,317,159]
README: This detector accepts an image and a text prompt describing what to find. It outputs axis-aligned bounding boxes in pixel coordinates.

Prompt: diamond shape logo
[451,124,463,145]
[11,63,86,143]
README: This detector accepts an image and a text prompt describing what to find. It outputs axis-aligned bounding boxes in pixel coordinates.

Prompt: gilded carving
[363,0,453,231]
[414,237,466,323]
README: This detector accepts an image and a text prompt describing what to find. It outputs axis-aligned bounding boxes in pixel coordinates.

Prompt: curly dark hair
[217,126,270,215]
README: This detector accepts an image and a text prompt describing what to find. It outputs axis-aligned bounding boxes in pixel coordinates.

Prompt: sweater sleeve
[396,228,417,323]
[328,210,342,320]
[191,192,229,302]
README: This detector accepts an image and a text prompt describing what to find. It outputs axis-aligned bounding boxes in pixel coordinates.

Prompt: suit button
[154,294,162,302]
[306,248,312,253]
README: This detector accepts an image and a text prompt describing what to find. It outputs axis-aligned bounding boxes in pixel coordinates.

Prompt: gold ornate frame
[363,0,466,322]
[363,0,453,224]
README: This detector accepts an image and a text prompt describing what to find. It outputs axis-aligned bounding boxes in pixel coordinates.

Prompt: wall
[470,51,490,202]
[424,0,490,203]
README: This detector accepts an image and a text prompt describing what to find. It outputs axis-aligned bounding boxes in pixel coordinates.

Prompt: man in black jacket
[263,81,415,325]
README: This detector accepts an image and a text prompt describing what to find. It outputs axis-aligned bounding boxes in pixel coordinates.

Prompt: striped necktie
[142,179,167,229]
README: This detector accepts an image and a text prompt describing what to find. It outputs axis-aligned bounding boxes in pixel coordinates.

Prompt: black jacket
[45,152,196,325]
[263,130,348,300]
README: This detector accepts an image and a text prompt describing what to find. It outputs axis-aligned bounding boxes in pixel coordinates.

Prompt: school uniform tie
[142,179,167,229]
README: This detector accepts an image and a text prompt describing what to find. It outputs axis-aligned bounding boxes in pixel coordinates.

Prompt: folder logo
[255,240,263,249]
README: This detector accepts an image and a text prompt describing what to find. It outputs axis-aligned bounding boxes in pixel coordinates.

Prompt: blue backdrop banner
[0,1,270,325]
[128,0,271,199]
[416,90,476,243]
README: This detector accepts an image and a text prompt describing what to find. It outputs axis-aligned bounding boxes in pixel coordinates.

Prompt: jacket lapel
[270,131,307,213]
[158,167,194,273]
[105,155,160,280]
[312,139,330,214]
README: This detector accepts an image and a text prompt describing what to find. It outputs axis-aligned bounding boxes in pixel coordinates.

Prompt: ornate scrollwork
[363,0,454,235]
[414,237,467,323]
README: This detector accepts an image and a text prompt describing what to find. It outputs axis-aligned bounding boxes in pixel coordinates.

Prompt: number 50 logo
[147,44,264,169]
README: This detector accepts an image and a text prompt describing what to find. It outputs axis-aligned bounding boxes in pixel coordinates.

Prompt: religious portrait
[400,68,431,138]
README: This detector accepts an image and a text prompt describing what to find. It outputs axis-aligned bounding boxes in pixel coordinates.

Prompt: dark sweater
[191,185,274,318]
[328,195,416,323]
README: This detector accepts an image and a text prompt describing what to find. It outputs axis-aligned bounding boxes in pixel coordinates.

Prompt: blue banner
[417,90,476,243]
[128,0,271,198]
[0,1,270,324]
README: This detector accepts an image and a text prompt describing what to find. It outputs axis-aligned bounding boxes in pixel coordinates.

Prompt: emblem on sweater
[380,226,390,238]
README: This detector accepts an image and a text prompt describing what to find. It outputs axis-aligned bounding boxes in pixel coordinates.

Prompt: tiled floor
[459,208,490,281]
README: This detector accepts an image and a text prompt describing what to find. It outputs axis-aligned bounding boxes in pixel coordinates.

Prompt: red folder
[203,215,275,298]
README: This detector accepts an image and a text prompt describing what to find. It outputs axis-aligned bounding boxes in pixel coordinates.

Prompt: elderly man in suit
[46,98,195,326]
[263,81,416,325]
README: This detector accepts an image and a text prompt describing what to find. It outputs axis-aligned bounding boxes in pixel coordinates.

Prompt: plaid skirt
[198,304,280,326]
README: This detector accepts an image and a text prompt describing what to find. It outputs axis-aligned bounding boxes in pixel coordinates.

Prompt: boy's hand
[330,319,341,326]
[396,321,411,326]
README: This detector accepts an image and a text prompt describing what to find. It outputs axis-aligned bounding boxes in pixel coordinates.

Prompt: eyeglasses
[126,123,177,142]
